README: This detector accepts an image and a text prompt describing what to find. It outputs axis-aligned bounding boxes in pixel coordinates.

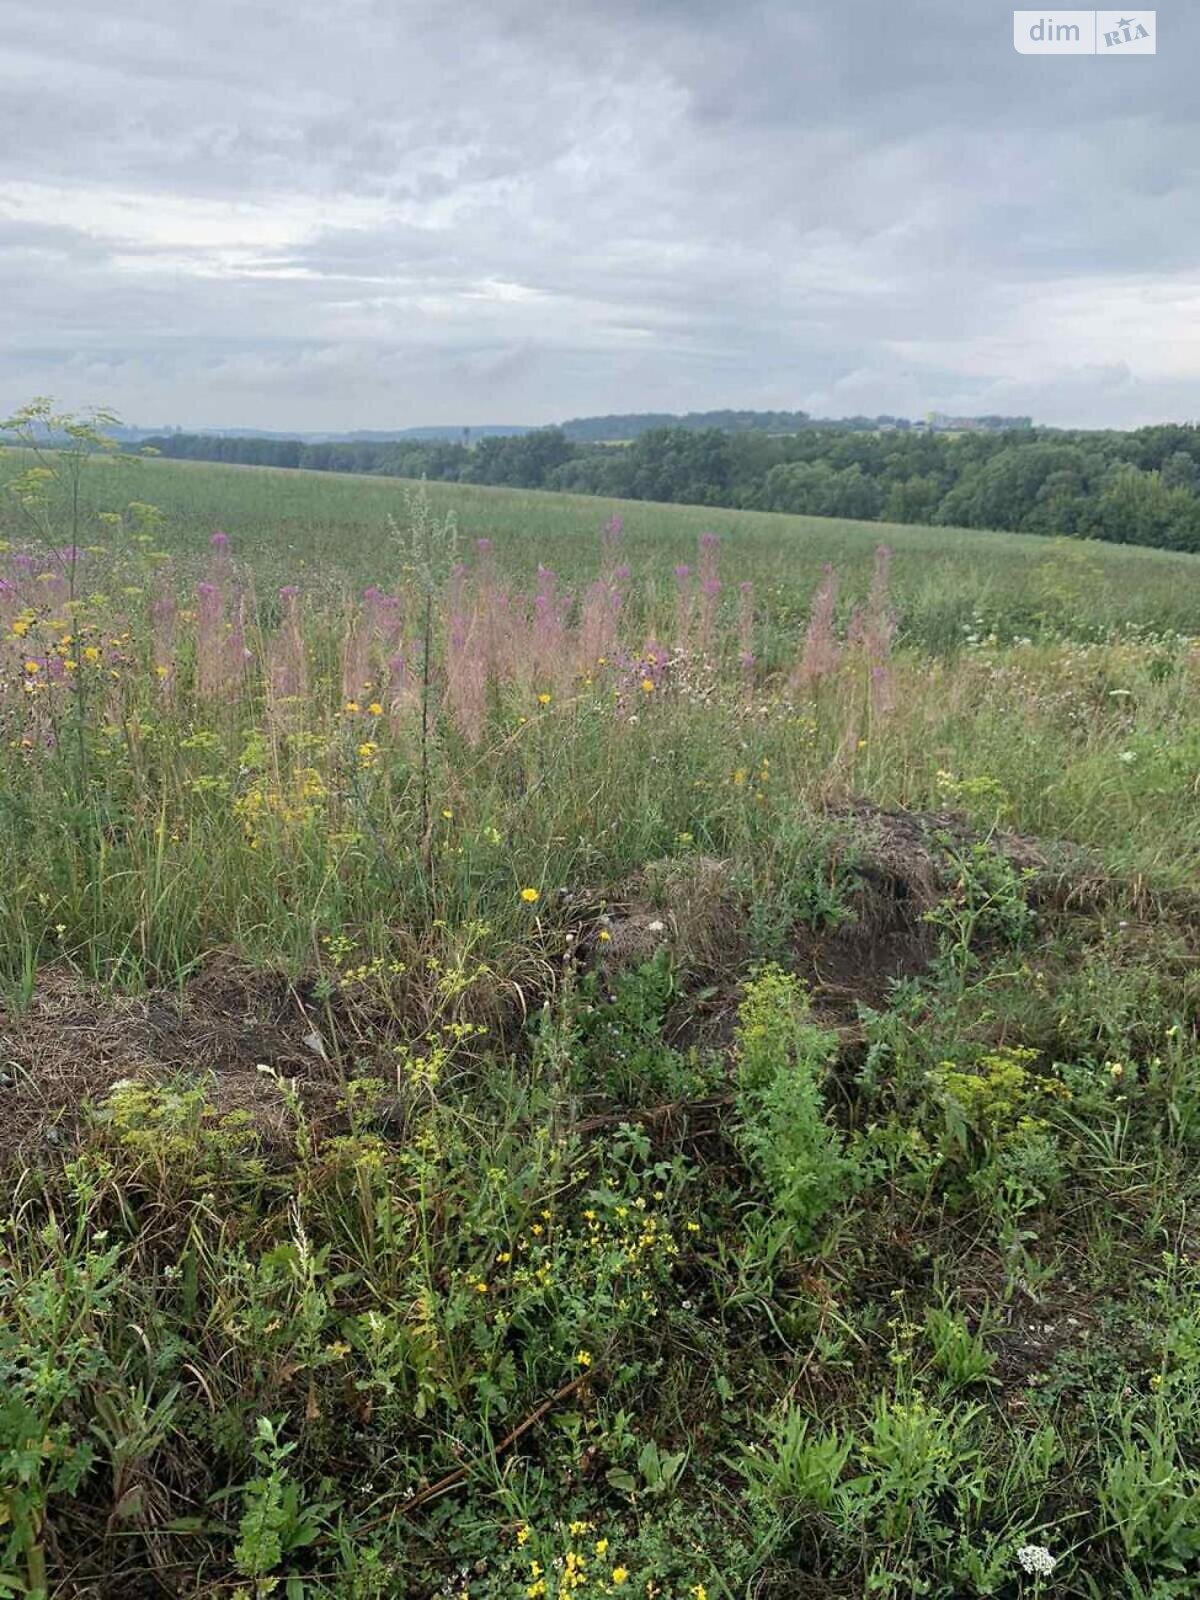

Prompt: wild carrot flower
[1016,1545,1056,1577]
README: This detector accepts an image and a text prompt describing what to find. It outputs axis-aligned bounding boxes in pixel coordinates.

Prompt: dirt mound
[0,802,1108,1154]
[596,854,738,971]
[0,957,336,1157]
[832,799,1101,910]
[595,800,1104,1023]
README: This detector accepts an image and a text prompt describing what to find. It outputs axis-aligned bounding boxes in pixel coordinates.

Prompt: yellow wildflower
[520,887,540,903]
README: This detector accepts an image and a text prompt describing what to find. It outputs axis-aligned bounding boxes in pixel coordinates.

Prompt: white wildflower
[1017,1544,1057,1577]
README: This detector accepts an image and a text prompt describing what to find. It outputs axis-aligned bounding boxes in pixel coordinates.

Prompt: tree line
[141,422,1200,552]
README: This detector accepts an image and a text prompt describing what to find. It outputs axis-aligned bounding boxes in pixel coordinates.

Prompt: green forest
[141,421,1200,551]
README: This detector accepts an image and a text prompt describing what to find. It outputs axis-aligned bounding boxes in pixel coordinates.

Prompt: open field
[4,451,1200,1597]
[5,448,1200,645]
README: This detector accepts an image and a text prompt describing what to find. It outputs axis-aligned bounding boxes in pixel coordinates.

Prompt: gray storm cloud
[1,0,1195,429]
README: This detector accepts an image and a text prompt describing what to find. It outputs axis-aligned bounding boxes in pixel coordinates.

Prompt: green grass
[5,448,1200,644]
[4,448,1200,1597]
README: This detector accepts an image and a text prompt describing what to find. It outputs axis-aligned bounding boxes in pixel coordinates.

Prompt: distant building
[926,412,1033,433]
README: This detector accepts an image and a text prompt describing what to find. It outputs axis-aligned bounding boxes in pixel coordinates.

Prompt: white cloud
[1,0,1198,428]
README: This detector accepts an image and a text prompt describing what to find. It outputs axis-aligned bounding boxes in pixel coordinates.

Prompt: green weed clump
[732,966,851,1246]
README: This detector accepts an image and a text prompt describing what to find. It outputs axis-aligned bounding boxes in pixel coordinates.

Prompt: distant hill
[559,410,814,440]
[93,410,1032,447]
[99,423,535,445]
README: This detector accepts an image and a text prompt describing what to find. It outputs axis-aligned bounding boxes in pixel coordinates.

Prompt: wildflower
[598,929,611,943]
[595,1539,609,1556]
[1017,1545,1057,1577]
[344,701,360,714]
[24,660,40,673]
[82,646,101,664]
[611,1568,629,1586]
[732,768,747,786]
[576,1349,592,1367]
[537,692,552,706]
[520,887,540,903]
[691,1588,708,1600]
[368,702,383,716]
[516,1525,530,1546]
[442,808,454,820]
[474,1280,489,1294]
[640,677,655,693]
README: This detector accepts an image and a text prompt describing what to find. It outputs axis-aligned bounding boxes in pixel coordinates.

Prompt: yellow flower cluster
[232,768,327,845]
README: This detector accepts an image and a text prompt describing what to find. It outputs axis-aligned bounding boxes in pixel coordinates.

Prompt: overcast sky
[1,1,1196,430]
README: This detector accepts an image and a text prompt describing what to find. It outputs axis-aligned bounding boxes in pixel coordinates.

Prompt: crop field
[5,438,1200,1598]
